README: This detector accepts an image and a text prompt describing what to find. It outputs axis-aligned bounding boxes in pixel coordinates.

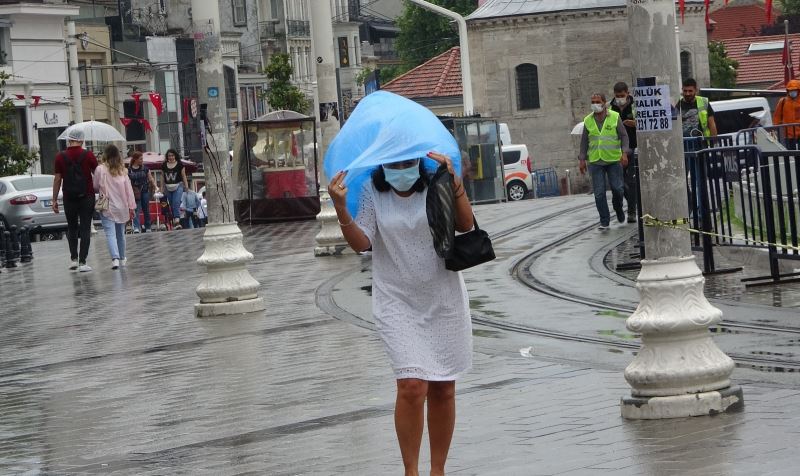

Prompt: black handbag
[445,216,496,271]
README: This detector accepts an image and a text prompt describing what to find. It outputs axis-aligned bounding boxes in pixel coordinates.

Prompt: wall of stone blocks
[468,8,710,191]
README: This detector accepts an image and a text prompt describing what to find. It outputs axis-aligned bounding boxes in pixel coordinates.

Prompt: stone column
[190,0,265,318]
[310,0,348,256]
[621,0,742,419]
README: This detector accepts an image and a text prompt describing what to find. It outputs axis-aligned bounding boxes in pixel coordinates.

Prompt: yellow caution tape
[641,214,800,252]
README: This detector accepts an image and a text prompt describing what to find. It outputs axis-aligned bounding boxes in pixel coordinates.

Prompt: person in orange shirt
[773,79,800,147]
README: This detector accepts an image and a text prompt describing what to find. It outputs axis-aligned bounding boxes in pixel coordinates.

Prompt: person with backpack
[51,129,99,272]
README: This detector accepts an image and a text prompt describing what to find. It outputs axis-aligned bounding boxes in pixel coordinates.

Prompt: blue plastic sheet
[323,91,461,218]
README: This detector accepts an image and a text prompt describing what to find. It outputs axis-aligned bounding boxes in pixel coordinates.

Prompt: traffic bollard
[19,226,32,263]
[4,230,16,268]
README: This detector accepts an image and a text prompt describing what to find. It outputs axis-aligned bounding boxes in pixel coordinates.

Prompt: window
[240,85,266,120]
[123,100,145,141]
[78,60,89,95]
[338,37,350,67]
[680,51,693,82]
[502,150,521,166]
[354,36,360,65]
[515,63,540,110]
[0,27,10,65]
[270,0,278,19]
[224,66,238,109]
[90,60,104,95]
[232,0,247,26]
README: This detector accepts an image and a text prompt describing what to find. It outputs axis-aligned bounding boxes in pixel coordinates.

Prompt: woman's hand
[427,152,462,187]
[328,170,348,210]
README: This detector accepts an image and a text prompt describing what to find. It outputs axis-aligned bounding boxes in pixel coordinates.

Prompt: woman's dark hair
[372,160,427,193]
[164,148,180,163]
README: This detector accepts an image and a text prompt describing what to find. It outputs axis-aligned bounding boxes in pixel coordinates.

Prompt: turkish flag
[679,0,685,23]
[783,36,795,85]
[767,0,774,24]
[149,91,163,115]
[140,118,153,133]
[32,96,41,108]
[120,117,134,128]
[131,92,142,116]
[182,98,190,125]
[15,94,25,100]
[704,0,710,28]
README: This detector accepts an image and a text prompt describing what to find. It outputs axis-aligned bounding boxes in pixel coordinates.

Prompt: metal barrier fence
[532,167,560,198]
[735,123,800,148]
[691,146,800,285]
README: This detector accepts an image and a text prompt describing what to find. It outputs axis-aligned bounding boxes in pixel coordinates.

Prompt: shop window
[232,0,247,26]
[515,63,540,110]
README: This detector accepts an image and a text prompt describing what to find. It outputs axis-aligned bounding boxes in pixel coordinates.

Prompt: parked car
[0,174,66,239]
[501,144,533,201]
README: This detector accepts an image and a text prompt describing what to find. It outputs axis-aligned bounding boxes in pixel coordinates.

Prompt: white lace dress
[355,182,472,381]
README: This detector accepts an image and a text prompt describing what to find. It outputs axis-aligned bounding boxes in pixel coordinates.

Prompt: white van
[709,97,772,135]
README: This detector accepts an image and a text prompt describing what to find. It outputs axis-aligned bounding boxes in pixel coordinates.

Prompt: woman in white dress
[329,152,474,476]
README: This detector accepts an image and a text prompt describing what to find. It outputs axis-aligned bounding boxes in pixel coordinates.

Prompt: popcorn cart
[232,110,320,223]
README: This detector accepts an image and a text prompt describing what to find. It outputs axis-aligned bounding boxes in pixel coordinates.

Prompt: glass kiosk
[439,117,505,203]
[232,110,320,223]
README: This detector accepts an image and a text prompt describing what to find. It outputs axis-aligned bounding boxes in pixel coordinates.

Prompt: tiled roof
[721,33,800,86]
[709,3,777,41]
[382,47,462,99]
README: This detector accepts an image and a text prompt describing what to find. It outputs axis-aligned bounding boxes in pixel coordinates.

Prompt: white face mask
[790,91,799,99]
[614,97,627,107]
[591,103,604,114]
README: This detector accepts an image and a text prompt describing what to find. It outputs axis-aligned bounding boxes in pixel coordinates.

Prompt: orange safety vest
[773,96,800,138]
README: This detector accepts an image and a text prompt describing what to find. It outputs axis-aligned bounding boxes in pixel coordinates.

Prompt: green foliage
[778,0,800,16]
[261,53,310,114]
[355,67,373,86]
[378,64,412,84]
[395,0,478,69]
[0,72,38,177]
[708,41,739,89]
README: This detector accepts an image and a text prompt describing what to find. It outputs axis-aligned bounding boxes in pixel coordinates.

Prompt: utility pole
[190,0,265,318]
[621,0,742,419]
[66,21,83,124]
[311,0,348,256]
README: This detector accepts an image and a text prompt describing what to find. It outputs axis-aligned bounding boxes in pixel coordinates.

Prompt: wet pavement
[1,195,800,475]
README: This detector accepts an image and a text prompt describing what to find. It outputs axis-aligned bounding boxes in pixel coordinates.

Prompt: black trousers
[624,157,638,216]
[63,195,95,263]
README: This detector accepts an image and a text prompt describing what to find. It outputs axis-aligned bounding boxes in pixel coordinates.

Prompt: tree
[778,0,800,16]
[0,72,38,177]
[708,41,739,89]
[395,1,478,69]
[261,53,309,114]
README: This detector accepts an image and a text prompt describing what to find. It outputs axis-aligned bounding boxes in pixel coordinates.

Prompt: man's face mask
[591,103,605,114]
[383,160,420,192]
[614,96,627,107]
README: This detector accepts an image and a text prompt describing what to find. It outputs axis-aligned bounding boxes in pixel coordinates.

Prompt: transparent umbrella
[58,120,126,142]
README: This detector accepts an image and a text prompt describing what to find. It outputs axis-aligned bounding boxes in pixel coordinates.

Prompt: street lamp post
[621,0,742,419]
[190,0,265,318]
[311,0,347,256]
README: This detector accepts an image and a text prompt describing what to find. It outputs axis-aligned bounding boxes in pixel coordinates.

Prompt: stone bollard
[4,230,17,268]
[19,226,33,263]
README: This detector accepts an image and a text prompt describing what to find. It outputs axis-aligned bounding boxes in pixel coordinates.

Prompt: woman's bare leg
[427,381,456,476]
[395,378,428,476]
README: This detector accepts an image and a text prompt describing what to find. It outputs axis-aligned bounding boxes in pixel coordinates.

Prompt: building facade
[1,1,80,174]
[466,0,710,180]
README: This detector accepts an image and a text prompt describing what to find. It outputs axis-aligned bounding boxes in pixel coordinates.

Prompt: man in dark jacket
[51,129,98,272]
[610,81,638,223]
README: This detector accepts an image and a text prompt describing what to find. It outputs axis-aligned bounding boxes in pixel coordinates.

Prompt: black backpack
[62,150,89,198]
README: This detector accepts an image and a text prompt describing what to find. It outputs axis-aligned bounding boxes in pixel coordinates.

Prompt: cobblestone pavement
[1,196,799,475]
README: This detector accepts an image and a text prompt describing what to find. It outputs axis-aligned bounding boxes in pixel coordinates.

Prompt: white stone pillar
[621,0,742,419]
[190,0,265,318]
[310,0,347,256]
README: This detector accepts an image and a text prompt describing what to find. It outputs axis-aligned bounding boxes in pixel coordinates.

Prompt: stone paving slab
[0,197,799,474]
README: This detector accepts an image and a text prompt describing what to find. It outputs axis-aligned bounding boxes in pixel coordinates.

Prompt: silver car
[0,174,67,237]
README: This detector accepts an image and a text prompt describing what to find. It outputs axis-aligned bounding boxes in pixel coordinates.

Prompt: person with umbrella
[51,129,99,272]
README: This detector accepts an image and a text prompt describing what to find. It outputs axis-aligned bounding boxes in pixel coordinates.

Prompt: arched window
[680,51,693,82]
[515,63,540,110]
